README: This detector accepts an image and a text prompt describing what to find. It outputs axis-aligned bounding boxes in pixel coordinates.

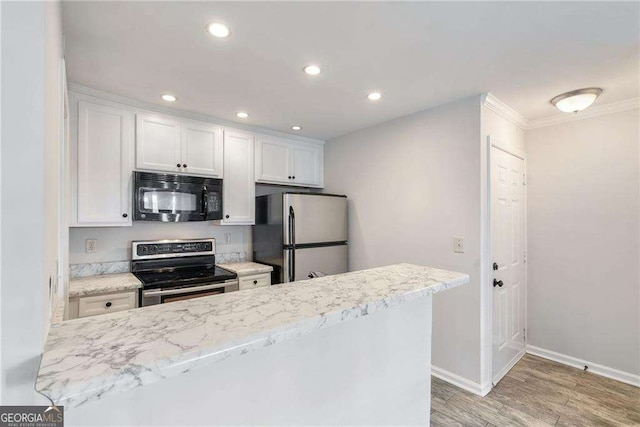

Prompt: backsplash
[70,251,248,278]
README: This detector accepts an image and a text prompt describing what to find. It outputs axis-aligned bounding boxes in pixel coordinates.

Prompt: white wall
[1,1,62,404]
[526,109,640,377]
[324,96,484,385]
[69,224,251,264]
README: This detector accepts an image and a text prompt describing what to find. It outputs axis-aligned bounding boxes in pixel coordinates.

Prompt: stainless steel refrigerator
[253,192,348,283]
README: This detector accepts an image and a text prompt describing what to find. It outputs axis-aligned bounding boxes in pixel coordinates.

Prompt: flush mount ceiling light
[236,112,249,118]
[207,22,231,38]
[303,65,321,76]
[367,92,382,101]
[161,94,177,102]
[291,126,302,131]
[550,88,602,114]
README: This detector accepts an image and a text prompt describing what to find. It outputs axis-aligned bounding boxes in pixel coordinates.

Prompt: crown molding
[482,93,639,131]
[527,97,640,130]
[482,93,529,130]
[67,82,326,145]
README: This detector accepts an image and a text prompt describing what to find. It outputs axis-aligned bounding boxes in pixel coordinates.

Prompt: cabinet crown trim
[68,83,325,145]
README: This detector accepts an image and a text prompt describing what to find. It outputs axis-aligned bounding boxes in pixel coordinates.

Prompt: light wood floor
[431,354,640,426]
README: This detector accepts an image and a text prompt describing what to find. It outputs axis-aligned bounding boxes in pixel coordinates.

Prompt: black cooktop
[133,265,237,289]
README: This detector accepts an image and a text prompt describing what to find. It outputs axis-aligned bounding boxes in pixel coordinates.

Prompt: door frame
[483,135,528,389]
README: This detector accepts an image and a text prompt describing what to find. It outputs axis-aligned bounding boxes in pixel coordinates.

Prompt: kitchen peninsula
[37,264,469,426]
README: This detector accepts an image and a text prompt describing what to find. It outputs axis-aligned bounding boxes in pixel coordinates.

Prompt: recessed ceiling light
[550,88,602,114]
[303,65,321,76]
[236,112,249,118]
[367,92,382,101]
[161,94,177,102]
[291,126,302,131]
[207,22,230,38]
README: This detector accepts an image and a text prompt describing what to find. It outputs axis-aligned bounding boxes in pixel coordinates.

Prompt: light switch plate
[86,238,97,254]
[453,237,464,253]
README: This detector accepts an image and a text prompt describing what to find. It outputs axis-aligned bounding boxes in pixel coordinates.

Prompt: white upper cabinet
[73,100,134,227]
[136,113,223,177]
[181,120,223,177]
[221,130,255,225]
[255,136,324,187]
[291,144,322,186]
[136,113,181,173]
[256,137,291,182]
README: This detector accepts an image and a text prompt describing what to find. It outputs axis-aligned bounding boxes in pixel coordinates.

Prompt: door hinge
[523,328,526,342]
[523,173,527,186]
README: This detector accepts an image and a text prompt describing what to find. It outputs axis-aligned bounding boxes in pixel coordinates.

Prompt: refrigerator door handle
[289,206,296,282]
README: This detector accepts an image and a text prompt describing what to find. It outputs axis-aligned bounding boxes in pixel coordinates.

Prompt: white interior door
[491,144,526,384]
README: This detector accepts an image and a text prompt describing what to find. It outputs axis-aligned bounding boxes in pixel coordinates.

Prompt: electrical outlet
[453,237,464,253]
[86,238,97,254]
[224,233,231,244]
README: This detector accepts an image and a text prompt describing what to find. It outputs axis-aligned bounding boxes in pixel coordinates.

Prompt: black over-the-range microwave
[133,171,223,222]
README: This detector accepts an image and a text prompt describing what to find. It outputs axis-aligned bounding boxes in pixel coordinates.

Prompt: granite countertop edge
[37,264,469,410]
[217,261,274,276]
[68,273,142,298]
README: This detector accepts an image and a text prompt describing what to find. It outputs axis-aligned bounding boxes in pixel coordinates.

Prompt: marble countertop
[69,273,142,298]
[218,261,273,276]
[37,263,469,409]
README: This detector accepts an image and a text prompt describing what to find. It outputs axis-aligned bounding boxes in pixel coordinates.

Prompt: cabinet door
[76,101,133,226]
[291,143,323,186]
[136,113,182,173]
[222,130,255,225]
[255,136,291,184]
[181,120,223,177]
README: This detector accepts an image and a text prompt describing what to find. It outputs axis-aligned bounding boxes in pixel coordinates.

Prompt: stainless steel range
[131,238,238,307]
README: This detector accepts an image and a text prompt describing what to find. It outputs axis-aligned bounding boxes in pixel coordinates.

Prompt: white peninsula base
[68,297,433,426]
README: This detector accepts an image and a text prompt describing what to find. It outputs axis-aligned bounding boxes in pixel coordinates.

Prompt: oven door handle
[142,281,237,297]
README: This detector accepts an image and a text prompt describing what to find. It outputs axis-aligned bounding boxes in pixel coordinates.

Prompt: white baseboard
[526,345,640,388]
[493,349,525,385]
[431,365,492,397]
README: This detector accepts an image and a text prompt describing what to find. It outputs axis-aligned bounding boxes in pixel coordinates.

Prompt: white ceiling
[62,2,639,140]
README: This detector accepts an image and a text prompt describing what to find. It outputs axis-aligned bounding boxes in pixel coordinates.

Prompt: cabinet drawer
[239,273,271,291]
[78,291,137,318]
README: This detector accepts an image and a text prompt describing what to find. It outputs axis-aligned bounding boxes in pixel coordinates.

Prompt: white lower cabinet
[72,99,134,226]
[255,136,323,187]
[239,273,271,291]
[69,290,137,319]
[220,130,255,225]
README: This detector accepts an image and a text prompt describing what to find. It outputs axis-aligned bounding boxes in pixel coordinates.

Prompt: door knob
[493,262,498,271]
[493,279,504,288]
